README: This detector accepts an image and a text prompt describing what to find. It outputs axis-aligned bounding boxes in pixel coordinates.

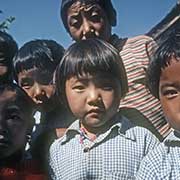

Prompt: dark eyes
[72,85,85,92]
[20,77,53,89]
[20,78,34,89]
[72,83,114,92]
[161,89,179,99]
[90,12,101,22]
[69,10,101,29]
[6,114,22,125]
[69,18,81,29]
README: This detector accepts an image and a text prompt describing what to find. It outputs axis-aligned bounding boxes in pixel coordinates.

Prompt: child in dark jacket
[136,26,180,180]
[0,83,47,180]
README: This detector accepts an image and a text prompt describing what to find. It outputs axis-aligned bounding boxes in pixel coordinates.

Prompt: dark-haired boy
[136,27,180,179]
[0,83,47,179]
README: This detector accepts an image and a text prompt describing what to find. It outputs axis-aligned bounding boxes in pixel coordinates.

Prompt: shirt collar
[60,113,136,144]
[164,130,180,147]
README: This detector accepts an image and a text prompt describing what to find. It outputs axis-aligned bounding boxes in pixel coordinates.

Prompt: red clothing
[0,159,47,180]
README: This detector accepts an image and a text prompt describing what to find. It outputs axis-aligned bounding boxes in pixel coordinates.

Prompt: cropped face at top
[0,88,32,158]
[67,1,111,41]
[0,50,10,84]
[65,72,121,133]
[0,31,18,84]
[159,58,180,131]
[17,67,56,112]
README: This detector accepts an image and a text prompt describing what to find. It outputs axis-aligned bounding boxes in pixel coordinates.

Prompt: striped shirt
[49,114,159,180]
[110,34,172,139]
[136,131,180,180]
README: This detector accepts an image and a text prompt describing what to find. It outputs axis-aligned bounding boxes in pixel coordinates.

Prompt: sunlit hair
[55,38,128,105]
[13,39,64,82]
[147,27,180,98]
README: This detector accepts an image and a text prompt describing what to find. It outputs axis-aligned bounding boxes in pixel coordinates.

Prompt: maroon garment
[0,159,47,180]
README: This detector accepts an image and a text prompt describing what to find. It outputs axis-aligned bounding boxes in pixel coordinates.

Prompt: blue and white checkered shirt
[49,114,159,180]
[136,131,180,180]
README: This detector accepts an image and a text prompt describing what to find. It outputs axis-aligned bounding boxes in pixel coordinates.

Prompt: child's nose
[87,89,101,105]
[33,84,46,102]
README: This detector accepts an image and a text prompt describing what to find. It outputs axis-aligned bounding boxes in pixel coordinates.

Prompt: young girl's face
[65,72,121,133]
[159,58,180,131]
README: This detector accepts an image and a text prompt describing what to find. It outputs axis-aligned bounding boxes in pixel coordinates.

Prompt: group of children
[0,0,180,179]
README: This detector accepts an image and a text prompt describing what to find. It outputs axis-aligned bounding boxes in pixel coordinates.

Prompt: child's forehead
[0,89,25,102]
[161,57,180,71]
[75,71,116,79]
[18,66,54,78]
[0,90,21,108]
[0,90,17,102]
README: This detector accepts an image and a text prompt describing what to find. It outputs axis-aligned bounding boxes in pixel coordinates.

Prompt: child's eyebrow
[6,105,21,113]
[160,82,180,89]
[75,78,89,84]
[20,77,33,83]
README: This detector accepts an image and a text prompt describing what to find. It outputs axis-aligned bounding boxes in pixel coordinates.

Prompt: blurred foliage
[0,10,15,32]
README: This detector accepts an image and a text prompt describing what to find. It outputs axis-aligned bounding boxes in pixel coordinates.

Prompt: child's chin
[83,118,106,128]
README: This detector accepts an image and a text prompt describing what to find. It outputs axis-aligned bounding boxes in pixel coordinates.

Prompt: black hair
[60,0,116,32]
[56,38,128,106]
[147,27,180,98]
[13,39,65,82]
[0,31,18,83]
[0,83,36,129]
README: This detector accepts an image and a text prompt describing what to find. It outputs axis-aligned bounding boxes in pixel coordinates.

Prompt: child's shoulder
[138,132,180,170]
[118,114,159,141]
[49,136,65,155]
[49,120,79,150]
[120,115,155,133]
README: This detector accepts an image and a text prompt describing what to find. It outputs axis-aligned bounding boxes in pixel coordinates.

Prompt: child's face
[159,58,180,131]
[0,63,8,81]
[65,72,121,132]
[0,51,9,84]
[67,1,111,41]
[0,90,30,158]
[17,67,56,112]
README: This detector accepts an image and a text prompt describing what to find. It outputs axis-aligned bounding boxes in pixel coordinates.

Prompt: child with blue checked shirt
[49,38,159,180]
[136,26,180,180]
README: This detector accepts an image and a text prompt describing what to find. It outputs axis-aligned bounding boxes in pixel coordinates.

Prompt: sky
[0,0,177,48]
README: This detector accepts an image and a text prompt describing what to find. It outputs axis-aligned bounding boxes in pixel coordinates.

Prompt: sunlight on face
[159,58,180,131]
[67,1,111,41]
[65,72,121,133]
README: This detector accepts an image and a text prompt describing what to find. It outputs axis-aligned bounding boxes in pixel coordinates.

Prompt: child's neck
[0,150,24,168]
[80,125,97,141]
[80,120,116,140]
